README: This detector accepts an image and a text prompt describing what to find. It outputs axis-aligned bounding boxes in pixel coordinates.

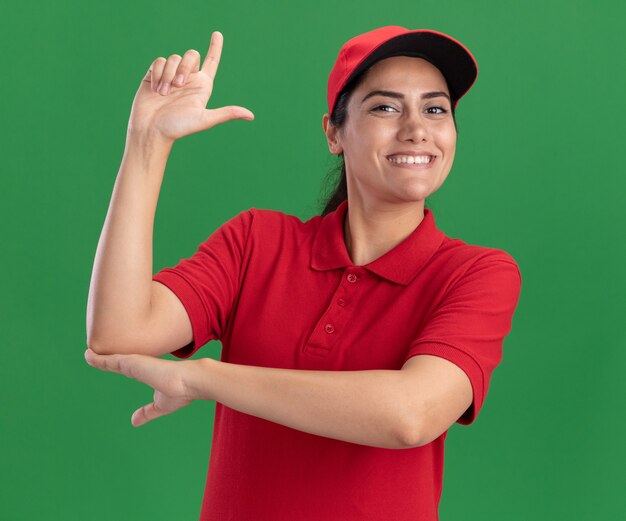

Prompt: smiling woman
[322,55,458,234]
[86,26,522,521]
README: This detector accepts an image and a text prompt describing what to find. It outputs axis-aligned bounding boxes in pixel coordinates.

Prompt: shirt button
[324,323,335,334]
[346,273,358,283]
[337,298,347,307]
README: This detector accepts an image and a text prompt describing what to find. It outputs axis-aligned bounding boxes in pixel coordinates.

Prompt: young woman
[86,26,522,520]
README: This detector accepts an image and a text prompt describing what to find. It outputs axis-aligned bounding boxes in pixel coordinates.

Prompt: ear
[322,113,343,155]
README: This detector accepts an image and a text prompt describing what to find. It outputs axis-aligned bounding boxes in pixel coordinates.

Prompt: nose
[397,110,429,142]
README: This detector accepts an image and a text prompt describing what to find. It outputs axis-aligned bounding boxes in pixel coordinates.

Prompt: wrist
[124,126,173,155]
[183,357,220,401]
[121,129,173,174]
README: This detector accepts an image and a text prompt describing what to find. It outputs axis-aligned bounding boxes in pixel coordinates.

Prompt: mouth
[386,154,436,168]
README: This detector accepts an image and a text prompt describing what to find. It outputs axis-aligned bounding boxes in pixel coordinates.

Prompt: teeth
[388,155,433,164]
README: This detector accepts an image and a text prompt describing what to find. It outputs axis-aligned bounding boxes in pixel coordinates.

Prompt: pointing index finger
[201,31,223,79]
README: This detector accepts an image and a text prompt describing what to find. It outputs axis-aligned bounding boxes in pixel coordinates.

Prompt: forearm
[86,131,172,352]
[185,358,413,449]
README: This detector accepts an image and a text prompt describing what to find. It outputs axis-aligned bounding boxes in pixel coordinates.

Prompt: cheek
[343,129,380,160]
[447,138,456,157]
[437,127,456,155]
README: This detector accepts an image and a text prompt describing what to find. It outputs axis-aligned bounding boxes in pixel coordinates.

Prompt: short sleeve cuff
[152,268,211,359]
[404,341,485,425]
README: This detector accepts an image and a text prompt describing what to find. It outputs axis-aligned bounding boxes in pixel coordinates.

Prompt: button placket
[303,268,365,357]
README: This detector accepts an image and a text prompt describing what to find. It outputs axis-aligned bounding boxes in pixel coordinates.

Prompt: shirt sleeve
[403,251,522,425]
[151,209,255,359]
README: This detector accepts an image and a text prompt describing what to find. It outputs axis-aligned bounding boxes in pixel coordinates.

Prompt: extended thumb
[203,106,255,128]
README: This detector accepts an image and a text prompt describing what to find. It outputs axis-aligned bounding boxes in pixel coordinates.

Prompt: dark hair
[318,62,458,216]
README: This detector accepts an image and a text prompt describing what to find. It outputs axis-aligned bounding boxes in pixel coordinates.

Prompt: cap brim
[343,31,478,108]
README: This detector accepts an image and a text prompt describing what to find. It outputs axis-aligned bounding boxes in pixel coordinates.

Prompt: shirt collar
[310,199,446,285]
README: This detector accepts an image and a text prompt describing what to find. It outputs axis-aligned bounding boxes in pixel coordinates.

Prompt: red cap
[327,26,478,115]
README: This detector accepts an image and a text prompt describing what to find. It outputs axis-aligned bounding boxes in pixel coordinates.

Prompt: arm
[86,132,175,354]
[186,358,410,449]
[86,32,254,355]
[187,356,472,449]
[185,356,471,449]
[84,348,472,449]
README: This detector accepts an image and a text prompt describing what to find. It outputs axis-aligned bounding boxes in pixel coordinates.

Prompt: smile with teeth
[387,155,434,164]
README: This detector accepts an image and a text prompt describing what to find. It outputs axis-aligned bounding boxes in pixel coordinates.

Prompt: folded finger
[149,57,166,92]
[158,54,183,95]
[172,49,201,87]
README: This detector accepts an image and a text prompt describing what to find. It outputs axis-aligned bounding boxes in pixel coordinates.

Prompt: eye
[426,106,449,114]
[371,104,398,113]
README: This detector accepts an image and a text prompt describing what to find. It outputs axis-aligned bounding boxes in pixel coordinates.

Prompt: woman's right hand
[127,31,254,144]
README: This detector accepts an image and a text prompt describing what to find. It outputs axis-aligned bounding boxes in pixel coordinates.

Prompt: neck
[343,199,425,266]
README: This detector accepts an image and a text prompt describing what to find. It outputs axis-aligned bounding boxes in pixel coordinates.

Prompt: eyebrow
[361,89,451,104]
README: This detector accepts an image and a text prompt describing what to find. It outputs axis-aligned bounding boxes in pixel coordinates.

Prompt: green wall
[1,0,624,519]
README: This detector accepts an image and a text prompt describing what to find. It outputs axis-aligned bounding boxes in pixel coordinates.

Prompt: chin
[394,184,434,202]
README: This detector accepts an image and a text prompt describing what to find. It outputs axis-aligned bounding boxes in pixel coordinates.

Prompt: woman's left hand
[84,348,194,427]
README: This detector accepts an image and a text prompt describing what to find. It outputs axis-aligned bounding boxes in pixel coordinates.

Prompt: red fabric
[326,26,478,114]
[152,200,522,520]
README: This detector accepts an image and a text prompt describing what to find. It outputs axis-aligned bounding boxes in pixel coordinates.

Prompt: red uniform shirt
[152,200,522,520]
